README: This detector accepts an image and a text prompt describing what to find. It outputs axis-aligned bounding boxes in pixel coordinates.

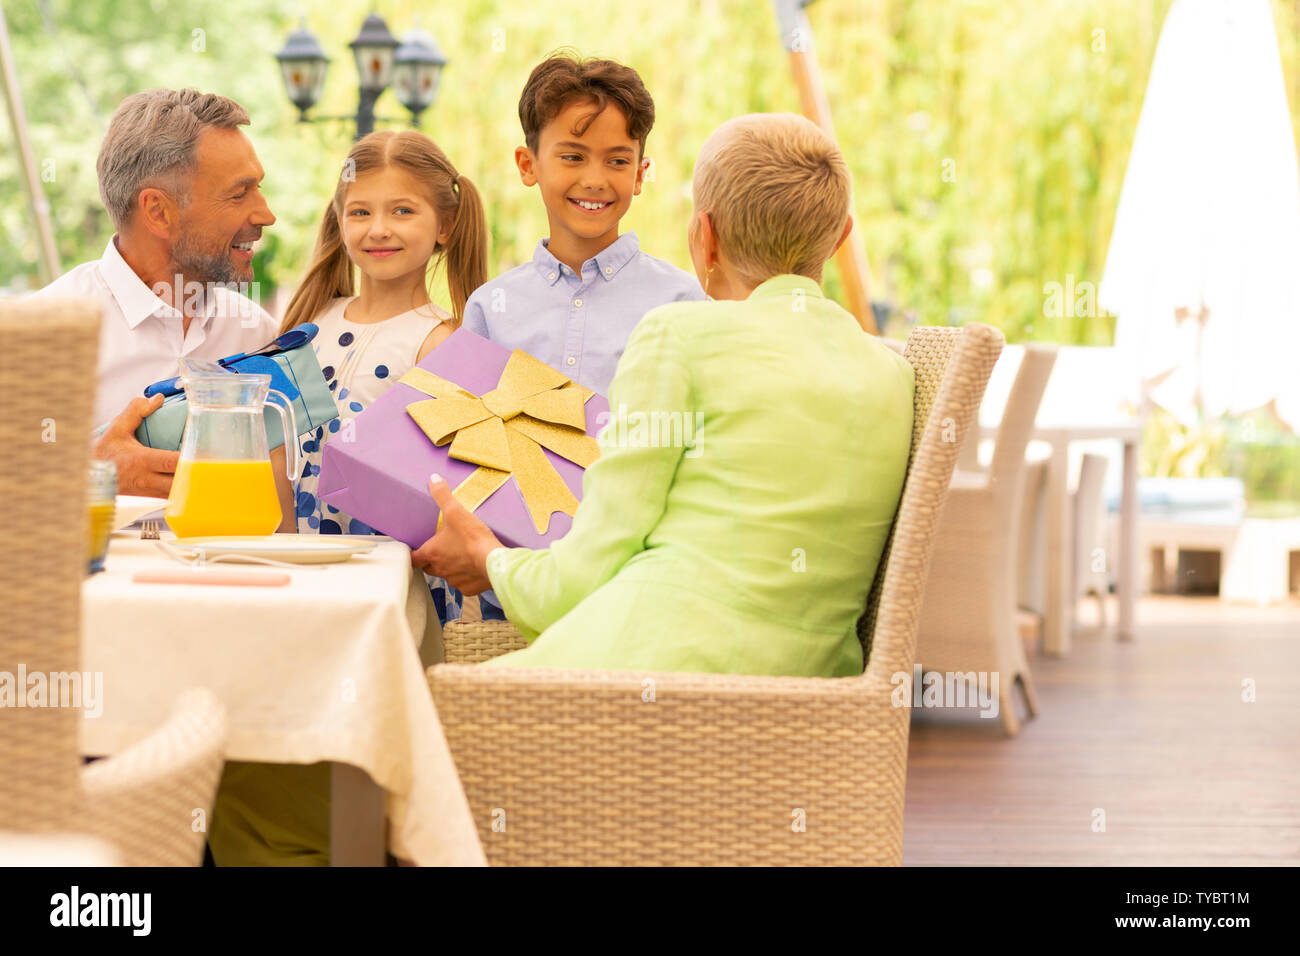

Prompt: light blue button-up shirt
[462,231,704,393]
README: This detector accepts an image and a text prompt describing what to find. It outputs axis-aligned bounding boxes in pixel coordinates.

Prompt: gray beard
[170,231,249,286]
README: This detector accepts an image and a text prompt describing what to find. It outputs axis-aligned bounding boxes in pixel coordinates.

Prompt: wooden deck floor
[902,595,1300,865]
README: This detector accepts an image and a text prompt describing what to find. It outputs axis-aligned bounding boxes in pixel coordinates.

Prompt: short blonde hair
[97,89,250,230]
[691,113,851,286]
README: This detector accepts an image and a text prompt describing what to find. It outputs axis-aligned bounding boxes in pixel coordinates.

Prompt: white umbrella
[1100,0,1300,430]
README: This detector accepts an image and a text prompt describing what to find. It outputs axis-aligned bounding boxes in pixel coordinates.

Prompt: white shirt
[31,237,279,428]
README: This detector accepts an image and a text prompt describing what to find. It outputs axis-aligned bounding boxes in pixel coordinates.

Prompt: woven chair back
[0,298,101,833]
[859,324,1005,681]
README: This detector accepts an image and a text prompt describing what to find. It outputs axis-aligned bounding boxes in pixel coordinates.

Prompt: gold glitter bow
[398,350,601,534]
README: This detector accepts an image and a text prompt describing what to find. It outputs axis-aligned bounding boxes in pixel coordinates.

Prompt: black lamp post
[347,13,398,138]
[274,23,329,120]
[393,30,448,128]
[274,15,448,140]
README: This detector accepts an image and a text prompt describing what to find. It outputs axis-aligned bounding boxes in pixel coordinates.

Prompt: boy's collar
[591,232,639,282]
[533,232,641,285]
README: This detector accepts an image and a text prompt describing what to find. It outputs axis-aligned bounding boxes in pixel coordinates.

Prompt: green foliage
[0,0,1182,332]
[1141,406,1230,481]
[8,0,1300,344]
[1143,405,1300,512]
[1225,416,1300,516]
[4,1,1300,497]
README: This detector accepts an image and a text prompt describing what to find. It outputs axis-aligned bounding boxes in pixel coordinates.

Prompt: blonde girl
[209,131,487,868]
[282,130,487,538]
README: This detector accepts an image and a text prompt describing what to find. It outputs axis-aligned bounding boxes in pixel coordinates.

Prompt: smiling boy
[451,54,703,624]
[462,53,704,394]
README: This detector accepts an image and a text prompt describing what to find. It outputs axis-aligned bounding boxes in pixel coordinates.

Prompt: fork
[153,537,325,571]
[140,519,161,540]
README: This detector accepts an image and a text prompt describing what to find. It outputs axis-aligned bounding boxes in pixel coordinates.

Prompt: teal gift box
[135,323,339,451]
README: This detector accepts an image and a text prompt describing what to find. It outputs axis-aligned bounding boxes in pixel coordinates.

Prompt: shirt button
[574,298,583,308]
[548,272,556,281]
[566,356,576,366]
[604,266,613,275]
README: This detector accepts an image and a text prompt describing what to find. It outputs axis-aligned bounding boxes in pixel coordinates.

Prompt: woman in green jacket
[416,113,914,678]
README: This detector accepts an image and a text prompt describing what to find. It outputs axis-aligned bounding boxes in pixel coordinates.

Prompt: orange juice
[166,459,281,537]
[86,500,116,570]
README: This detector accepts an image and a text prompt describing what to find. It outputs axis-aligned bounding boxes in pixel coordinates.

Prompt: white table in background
[976,420,1141,655]
[79,529,484,867]
[969,346,1144,656]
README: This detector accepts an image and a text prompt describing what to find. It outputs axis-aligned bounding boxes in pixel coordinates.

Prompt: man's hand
[411,474,503,594]
[93,394,180,498]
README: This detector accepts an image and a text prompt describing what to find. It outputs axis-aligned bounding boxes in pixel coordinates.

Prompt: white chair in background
[1020,453,1112,629]
[914,346,1057,736]
[964,345,1144,649]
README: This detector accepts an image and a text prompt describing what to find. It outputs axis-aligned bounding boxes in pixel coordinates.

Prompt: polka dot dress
[293,297,506,624]
[295,296,446,537]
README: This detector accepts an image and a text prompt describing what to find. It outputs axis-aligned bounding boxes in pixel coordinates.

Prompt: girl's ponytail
[441,172,488,325]
[279,203,354,334]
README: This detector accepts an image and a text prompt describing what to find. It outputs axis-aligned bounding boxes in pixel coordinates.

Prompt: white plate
[169,536,379,565]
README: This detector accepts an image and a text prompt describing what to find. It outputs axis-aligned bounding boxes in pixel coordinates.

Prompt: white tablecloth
[0,832,121,866]
[80,530,484,866]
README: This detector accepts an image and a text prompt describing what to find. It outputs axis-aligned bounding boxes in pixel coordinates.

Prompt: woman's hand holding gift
[411,474,503,594]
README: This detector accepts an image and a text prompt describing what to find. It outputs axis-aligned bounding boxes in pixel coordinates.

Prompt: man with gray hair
[33,88,280,497]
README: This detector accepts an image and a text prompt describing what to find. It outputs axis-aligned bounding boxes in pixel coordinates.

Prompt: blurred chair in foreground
[0,297,227,865]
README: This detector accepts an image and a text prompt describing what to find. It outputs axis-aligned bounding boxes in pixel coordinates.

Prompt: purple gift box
[317,328,608,550]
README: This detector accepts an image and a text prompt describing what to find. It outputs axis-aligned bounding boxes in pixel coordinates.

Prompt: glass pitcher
[165,368,299,538]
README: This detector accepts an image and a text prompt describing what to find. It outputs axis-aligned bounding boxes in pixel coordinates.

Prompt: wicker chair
[0,297,228,865]
[913,345,1057,736]
[427,323,1004,865]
